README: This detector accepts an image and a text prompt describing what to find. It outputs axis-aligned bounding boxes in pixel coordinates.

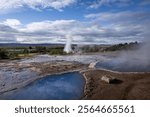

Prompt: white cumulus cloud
[0,11,149,44]
[89,0,131,9]
[0,0,77,12]
[3,19,21,28]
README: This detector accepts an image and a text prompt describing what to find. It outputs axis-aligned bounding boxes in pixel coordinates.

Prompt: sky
[0,0,150,44]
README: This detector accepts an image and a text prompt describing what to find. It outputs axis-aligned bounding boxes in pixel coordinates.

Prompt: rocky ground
[81,69,150,100]
[0,53,109,95]
[1,53,150,100]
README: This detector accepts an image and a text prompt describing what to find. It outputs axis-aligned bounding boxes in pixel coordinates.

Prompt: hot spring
[96,43,150,72]
[96,59,150,72]
[0,72,85,100]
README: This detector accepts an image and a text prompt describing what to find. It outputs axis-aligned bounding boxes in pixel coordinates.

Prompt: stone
[101,75,116,84]
[88,62,97,69]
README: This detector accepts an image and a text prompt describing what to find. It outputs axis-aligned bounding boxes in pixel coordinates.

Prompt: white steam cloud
[64,34,73,53]
[104,41,150,72]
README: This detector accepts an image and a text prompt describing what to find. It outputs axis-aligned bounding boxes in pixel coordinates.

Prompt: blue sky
[0,0,150,44]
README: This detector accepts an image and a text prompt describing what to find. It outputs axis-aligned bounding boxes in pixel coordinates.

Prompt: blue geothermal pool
[0,72,85,100]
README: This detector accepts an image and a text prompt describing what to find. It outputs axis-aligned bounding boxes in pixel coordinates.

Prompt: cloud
[21,20,77,33]
[140,0,150,6]
[89,0,131,9]
[0,0,77,12]
[0,19,79,43]
[20,20,135,44]
[85,11,150,22]
[0,11,149,44]
[0,24,18,43]
[3,19,21,28]
[85,11,150,42]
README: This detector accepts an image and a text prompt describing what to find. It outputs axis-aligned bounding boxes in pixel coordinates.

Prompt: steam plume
[97,41,150,72]
[64,34,73,53]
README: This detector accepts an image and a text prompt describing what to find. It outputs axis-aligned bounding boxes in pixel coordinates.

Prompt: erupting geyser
[64,35,72,53]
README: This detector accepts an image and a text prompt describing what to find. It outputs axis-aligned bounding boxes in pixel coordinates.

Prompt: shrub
[0,48,9,59]
[49,48,66,55]
[35,46,47,53]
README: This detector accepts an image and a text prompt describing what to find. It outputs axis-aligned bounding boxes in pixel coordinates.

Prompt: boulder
[88,62,97,69]
[101,75,116,84]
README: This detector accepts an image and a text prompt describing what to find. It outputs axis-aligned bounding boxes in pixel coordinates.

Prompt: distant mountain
[0,43,65,47]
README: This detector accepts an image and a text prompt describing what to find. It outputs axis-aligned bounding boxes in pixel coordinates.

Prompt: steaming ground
[0,48,150,99]
[0,52,114,94]
[1,42,150,98]
[96,49,150,72]
[10,44,150,72]
[20,54,110,64]
[0,59,84,94]
[95,43,150,72]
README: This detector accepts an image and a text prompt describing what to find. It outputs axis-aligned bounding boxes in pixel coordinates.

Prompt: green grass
[0,46,68,60]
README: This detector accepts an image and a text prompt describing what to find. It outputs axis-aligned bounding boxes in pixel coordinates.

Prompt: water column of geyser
[64,34,73,53]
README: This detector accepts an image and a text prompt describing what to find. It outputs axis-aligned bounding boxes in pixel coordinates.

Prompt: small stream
[0,72,85,100]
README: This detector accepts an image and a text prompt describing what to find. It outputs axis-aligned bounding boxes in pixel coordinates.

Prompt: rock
[88,62,97,69]
[101,75,116,84]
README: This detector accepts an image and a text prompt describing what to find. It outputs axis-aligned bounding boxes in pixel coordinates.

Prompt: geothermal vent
[64,35,72,53]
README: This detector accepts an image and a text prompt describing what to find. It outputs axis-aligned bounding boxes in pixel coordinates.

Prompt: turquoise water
[0,72,85,100]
